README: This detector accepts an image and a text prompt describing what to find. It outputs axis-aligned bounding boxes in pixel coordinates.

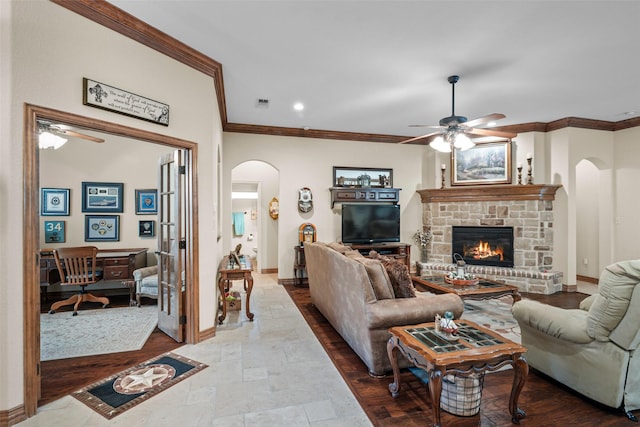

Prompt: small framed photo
[135,189,158,214]
[41,188,70,216]
[85,215,120,242]
[44,220,66,243]
[451,140,512,186]
[139,220,155,237]
[82,182,124,213]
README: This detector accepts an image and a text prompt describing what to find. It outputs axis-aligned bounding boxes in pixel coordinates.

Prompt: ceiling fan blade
[55,129,105,143]
[466,128,517,139]
[463,113,506,128]
[408,124,445,129]
[398,130,443,145]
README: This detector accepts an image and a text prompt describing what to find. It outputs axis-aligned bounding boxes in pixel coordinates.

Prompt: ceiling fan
[399,75,517,152]
[37,120,105,149]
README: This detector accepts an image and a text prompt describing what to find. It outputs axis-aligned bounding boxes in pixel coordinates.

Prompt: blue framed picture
[85,215,120,242]
[82,182,124,213]
[135,189,157,214]
[41,188,70,216]
[44,220,65,243]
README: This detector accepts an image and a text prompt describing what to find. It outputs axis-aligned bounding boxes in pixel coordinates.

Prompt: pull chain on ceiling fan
[399,75,517,151]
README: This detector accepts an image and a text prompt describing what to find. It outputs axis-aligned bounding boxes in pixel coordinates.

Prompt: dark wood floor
[284,285,637,427]
[39,295,181,406]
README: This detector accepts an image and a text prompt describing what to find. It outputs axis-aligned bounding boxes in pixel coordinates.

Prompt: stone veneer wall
[417,186,564,294]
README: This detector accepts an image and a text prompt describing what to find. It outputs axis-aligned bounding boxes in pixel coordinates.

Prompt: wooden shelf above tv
[330,187,401,208]
[417,184,562,204]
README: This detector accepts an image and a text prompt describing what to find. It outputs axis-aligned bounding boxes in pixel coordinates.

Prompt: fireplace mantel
[417,184,562,204]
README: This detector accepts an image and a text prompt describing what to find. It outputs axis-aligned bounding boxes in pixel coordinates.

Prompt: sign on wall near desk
[82,182,124,213]
[83,78,170,126]
[44,221,65,243]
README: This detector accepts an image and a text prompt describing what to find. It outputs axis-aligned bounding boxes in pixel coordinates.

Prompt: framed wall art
[332,167,392,188]
[138,220,155,237]
[451,140,512,186]
[44,220,65,243]
[85,215,120,242]
[82,182,124,213]
[135,189,157,214]
[41,188,70,216]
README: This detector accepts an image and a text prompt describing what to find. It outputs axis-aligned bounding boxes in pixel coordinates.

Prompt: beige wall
[222,132,429,279]
[1,0,222,411]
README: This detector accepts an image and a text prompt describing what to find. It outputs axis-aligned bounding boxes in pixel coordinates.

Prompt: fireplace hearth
[452,226,514,268]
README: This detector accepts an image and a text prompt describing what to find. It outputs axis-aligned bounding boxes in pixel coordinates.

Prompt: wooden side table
[387,319,528,426]
[217,255,254,324]
[293,245,307,287]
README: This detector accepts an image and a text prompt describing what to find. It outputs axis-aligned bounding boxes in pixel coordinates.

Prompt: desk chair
[49,246,110,316]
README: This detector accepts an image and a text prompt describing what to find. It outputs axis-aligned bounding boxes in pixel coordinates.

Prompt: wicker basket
[440,373,485,416]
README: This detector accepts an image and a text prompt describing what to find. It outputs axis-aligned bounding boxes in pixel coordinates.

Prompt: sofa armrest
[512,299,593,344]
[133,265,158,281]
[366,293,464,330]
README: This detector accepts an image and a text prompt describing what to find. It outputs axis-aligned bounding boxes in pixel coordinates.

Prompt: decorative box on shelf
[330,187,401,208]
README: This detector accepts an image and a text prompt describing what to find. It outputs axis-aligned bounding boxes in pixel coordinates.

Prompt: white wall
[2,0,222,412]
[222,132,428,280]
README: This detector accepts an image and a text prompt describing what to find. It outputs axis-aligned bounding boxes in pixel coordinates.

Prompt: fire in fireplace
[451,226,514,268]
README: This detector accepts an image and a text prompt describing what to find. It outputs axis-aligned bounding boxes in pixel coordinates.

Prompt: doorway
[23,104,200,416]
[230,161,279,274]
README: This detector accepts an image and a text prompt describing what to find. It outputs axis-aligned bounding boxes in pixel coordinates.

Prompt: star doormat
[72,352,207,419]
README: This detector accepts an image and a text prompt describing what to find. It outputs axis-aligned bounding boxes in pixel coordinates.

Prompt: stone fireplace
[417,184,563,294]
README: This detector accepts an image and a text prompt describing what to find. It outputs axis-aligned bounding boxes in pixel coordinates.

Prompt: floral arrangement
[446,271,476,281]
[412,228,432,249]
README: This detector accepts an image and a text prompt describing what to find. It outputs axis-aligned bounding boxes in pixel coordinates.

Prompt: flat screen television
[341,204,401,244]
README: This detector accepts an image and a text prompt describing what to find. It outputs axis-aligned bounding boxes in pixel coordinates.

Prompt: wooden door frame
[23,103,200,416]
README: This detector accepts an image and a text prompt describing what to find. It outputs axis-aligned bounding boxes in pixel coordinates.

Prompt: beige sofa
[512,260,640,420]
[304,241,464,376]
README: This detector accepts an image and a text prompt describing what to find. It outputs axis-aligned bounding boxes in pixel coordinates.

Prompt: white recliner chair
[512,260,640,421]
[132,264,158,307]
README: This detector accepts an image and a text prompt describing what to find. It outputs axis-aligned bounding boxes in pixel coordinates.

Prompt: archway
[231,161,279,273]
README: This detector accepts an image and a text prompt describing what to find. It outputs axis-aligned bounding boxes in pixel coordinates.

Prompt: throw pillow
[369,250,416,298]
[355,257,395,300]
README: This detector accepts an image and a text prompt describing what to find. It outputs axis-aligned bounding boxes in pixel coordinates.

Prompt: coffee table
[413,275,522,305]
[387,319,528,427]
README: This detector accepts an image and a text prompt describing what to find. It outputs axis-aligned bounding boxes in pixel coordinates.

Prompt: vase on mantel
[420,248,428,263]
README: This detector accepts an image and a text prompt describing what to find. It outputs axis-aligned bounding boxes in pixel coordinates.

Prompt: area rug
[460,296,521,343]
[72,352,207,419]
[41,305,158,361]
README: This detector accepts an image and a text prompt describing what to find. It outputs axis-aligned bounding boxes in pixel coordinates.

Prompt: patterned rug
[72,352,207,419]
[41,305,158,361]
[460,296,521,343]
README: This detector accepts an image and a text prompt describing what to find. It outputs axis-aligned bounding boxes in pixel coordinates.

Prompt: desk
[40,248,147,305]
[387,320,528,426]
[217,255,254,324]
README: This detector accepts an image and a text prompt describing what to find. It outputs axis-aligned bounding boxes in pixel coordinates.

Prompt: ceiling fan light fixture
[453,133,475,151]
[38,131,67,150]
[429,136,451,153]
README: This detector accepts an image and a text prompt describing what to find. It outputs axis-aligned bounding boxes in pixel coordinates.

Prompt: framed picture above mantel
[451,140,512,186]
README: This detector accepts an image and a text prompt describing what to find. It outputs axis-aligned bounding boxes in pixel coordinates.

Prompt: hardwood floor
[39,295,181,407]
[284,285,636,426]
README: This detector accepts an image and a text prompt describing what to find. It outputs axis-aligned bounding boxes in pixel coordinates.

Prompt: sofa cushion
[587,260,640,341]
[355,258,395,300]
[327,242,352,254]
[369,251,416,298]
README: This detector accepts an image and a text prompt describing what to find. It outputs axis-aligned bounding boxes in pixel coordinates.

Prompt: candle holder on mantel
[526,157,534,184]
[440,167,446,189]
[517,165,523,185]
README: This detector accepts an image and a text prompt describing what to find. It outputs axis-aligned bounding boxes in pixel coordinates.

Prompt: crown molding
[51,0,640,144]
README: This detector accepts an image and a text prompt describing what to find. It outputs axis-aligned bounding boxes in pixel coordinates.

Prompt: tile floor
[19,273,372,426]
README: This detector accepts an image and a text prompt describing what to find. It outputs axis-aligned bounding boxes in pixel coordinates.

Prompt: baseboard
[576,275,598,284]
[198,325,216,342]
[0,404,27,427]
[260,268,277,274]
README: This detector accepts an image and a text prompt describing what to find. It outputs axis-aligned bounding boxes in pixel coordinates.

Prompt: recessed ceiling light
[293,102,304,111]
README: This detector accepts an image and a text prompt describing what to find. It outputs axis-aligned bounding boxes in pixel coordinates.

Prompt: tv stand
[347,242,411,268]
